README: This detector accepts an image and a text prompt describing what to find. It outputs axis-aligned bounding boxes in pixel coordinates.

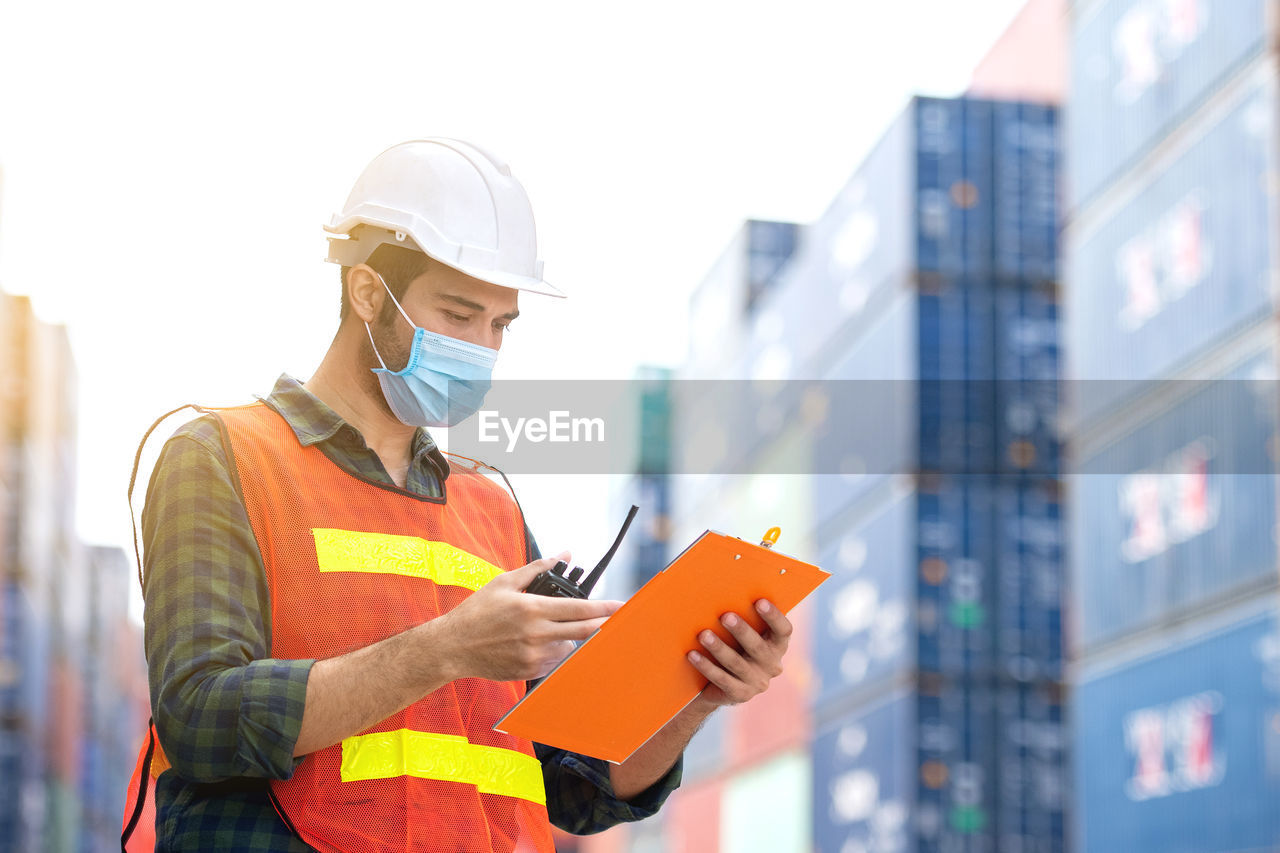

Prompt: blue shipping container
[1074,605,1280,852]
[1069,0,1267,208]
[915,98,996,279]
[993,286,1061,477]
[917,281,998,476]
[993,102,1059,284]
[741,97,1059,381]
[813,489,918,703]
[812,691,915,853]
[916,481,996,680]
[745,218,800,314]
[814,683,1058,853]
[1066,70,1275,419]
[915,683,998,853]
[993,480,1065,684]
[995,682,1068,853]
[1070,345,1277,651]
[812,476,997,704]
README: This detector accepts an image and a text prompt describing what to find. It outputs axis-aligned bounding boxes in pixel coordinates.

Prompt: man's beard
[362,307,415,422]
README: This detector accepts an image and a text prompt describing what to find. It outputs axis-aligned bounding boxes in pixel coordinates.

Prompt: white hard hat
[325,138,564,298]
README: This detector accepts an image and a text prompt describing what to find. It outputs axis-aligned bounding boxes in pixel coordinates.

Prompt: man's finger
[687,649,741,699]
[535,596,623,622]
[501,555,568,590]
[720,612,771,659]
[697,629,753,680]
[754,600,793,641]
[546,615,613,642]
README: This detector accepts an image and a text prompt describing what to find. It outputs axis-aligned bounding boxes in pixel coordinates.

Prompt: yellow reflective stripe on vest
[340,730,546,806]
[312,529,504,591]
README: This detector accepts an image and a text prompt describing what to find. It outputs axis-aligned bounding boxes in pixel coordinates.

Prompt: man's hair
[339,243,433,323]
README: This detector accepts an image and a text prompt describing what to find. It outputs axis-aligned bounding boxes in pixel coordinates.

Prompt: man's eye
[445,312,470,323]
[495,322,512,334]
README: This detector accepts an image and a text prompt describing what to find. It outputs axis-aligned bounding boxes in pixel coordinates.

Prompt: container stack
[0,292,57,852]
[607,366,674,600]
[0,292,149,851]
[582,220,811,853]
[80,545,148,852]
[1066,1,1280,849]
[796,95,1066,853]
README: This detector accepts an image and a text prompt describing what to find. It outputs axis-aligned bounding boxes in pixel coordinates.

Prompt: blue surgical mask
[365,274,499,427]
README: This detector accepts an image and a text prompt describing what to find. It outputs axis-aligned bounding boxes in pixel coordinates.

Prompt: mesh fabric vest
[220,402,555,853]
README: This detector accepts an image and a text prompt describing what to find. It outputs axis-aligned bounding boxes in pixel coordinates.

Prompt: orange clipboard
[494,530,830,763]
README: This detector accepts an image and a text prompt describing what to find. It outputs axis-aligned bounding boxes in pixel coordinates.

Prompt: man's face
[371,262,520,372]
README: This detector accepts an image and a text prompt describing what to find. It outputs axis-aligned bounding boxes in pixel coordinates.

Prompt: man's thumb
[504,552,572,589]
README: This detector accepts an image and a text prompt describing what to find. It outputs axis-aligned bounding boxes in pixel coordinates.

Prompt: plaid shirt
[142,374,680,851]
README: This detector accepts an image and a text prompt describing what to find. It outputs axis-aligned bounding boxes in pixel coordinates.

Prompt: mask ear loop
[364,322,390,370]
[363,270,417,370]
[374,270,416,328]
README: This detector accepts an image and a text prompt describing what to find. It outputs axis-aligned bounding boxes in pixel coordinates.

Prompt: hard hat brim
[324,223,566,298]
[448,262,566,299]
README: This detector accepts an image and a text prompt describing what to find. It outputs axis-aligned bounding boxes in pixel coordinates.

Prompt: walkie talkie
[525,505,639,599]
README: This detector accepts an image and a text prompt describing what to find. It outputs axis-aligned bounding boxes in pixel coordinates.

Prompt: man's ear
[347,264,385,325]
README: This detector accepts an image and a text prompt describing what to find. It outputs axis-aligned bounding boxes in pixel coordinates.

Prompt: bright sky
[0,0,1028,596]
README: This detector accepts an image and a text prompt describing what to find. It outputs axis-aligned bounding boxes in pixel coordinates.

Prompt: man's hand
[434,551,623,683]
[606,598,793,799]
[685,599,792,708]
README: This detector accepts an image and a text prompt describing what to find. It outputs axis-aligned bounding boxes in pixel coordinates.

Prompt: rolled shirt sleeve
[142,419,313,782]
[536,744,683,834]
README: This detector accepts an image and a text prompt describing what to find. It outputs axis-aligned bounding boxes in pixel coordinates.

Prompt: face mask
[365,274,499,427]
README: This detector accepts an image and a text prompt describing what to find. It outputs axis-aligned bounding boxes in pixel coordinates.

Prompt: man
[126,139,793,851]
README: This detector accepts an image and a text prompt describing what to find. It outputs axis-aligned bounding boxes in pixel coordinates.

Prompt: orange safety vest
[122,403,556,852]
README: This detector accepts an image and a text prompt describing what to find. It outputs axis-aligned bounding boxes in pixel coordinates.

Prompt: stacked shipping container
[0,292,149,851]
[1066,0,1280,849]
[801,95,1067,853]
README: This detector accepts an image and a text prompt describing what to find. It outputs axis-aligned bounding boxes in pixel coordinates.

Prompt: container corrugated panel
[629,475,670,593]
[1066,71,1275,418]
[994,285,1061,477]
[813,490,917,705]
[1074,606,1280,852]
[1069,0,1268,208]
[812,691,915,853]
[812,685,1005,853]
[811,289,918,530]
[915,98,996,279]
[1,582,49,731]
[918,281,997,476]
[916,478,996,680]
[813,477,997,705]
[49,657,84,786]
[745,218,800,313]
[743,97,1057,382]
[993,101,1059,282]
[0,728,20,851]
[756,102,914,379]
[811,279,995,534]
[1070,345,1277,651]
[995,682,1068,853]
[994,480,1065,683]
[915,682,998,853]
